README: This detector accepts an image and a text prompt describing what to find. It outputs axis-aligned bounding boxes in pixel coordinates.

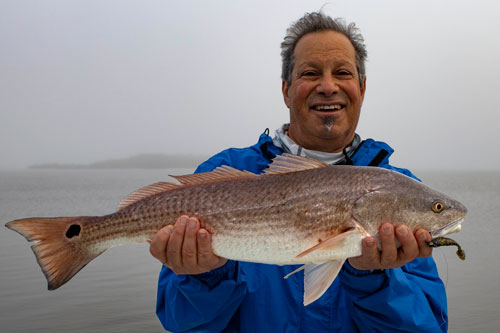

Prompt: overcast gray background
[1,0,499,170]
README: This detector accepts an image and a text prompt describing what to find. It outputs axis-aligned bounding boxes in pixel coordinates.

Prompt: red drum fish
[5,154,467,305]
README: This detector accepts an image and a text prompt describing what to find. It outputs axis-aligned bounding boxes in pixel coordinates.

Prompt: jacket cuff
[342,260,385,276]
[340,260,387,294]
[191,260,238,288]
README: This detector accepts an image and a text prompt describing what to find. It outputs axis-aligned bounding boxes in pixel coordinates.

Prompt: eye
[301,70,318,77]
[335,69,353,78]
[432,201,445,213]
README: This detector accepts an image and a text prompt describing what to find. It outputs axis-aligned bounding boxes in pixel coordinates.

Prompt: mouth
[430,218,464,238]
[311,104,345,113]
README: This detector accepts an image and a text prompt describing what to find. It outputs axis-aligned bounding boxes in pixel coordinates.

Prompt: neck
[287,129,354,153]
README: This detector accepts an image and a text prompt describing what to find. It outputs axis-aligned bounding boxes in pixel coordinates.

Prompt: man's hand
[348,223,432,271]
[149,215,228,275]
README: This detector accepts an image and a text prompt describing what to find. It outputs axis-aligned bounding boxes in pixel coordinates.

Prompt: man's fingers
[148,215,229,274]
[395,225,419,262]
[181,217,200,267]
[347,236,380,270]
[166,215,188,270]
[197,229,228,271]
[379,223,398,267]
[415,229,433,257]
[197,229,216,269]
[361,237,381,267]
[149,225,172,264]
[348,224,433,271]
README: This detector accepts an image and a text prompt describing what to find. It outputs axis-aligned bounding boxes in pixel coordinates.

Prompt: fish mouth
[430,218,464,239]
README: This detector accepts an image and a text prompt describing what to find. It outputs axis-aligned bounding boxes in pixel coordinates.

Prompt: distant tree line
[29,154,209,169]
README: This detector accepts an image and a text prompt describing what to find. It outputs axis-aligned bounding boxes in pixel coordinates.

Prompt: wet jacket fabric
[156,131,448,332]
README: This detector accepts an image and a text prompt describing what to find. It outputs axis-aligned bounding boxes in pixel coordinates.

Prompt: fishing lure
[426,237,466,260]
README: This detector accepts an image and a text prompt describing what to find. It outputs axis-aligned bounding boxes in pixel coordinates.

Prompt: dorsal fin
[264,153,330,175]
[117,182,182,211]
[170,165,257,185]
[117,166,258,211]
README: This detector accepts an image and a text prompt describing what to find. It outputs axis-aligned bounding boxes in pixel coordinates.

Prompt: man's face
[282,31,366,153]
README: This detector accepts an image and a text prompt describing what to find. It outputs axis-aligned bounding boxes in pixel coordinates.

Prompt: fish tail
[5,216,103,290]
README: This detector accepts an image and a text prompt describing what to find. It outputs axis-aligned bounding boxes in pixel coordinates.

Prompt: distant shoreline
[29,154,209,169]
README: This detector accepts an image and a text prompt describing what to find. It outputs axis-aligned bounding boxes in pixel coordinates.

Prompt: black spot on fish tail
[6,216,103,290]
[66,224,81,238]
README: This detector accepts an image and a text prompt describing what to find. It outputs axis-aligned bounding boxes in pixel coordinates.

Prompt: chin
[315,122,340,135]
[317,130,342,141]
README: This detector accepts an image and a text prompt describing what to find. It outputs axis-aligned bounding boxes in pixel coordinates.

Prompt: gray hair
[281,12,367,88]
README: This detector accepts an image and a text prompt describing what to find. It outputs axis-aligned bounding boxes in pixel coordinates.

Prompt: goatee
[322,116,334,131]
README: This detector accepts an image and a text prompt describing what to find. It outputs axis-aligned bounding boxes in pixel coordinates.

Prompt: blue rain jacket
[156,131,448,332]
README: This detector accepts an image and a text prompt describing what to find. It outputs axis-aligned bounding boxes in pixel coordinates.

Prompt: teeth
[314,105,342,111]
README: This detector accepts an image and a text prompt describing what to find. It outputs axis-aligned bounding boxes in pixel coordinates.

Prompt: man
[150,12,447,332]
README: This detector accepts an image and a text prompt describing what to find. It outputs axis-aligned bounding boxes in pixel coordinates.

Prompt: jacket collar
[258,128,394,168]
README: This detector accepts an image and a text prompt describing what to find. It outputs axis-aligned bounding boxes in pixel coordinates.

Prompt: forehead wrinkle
[293,31,358,74]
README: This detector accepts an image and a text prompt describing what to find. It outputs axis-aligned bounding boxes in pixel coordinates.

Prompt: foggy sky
[1,0,499,170]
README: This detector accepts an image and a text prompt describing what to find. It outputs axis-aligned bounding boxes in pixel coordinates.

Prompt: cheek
[344,83,363,104]
[292,82,313,105]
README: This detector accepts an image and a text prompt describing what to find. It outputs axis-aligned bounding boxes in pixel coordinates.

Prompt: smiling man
[150,12,447,332]
[283,30,365,154]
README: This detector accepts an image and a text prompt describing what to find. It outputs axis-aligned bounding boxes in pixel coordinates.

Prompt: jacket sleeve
[155,154,251,332]
[156,260,248,332]
[339,257,448,332]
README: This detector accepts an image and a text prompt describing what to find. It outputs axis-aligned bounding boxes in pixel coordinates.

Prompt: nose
[316,74,339,96]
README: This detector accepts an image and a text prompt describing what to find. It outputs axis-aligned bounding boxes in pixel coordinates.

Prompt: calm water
[0,169,499,332]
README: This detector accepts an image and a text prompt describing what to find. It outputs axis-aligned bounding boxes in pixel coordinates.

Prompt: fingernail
[188,219,197,229]
[165,225,173,234]
[418,232,428,241]
[397,226,408,236]
[199,230,207,238]
[180,217,187,226]
[365,238,374,247]
[383,225,392,235]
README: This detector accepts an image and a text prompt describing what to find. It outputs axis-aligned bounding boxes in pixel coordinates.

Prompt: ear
[360,76,367,101]
[282,79,291,108]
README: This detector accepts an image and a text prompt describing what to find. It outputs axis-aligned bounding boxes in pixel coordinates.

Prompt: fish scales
[84,167,369,263]
[68,167,363,262]
[5,154,467,304]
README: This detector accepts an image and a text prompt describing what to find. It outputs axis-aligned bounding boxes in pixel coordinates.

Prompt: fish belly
[211,225,364,265]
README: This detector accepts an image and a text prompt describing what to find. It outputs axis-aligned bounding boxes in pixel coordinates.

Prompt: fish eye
[432,201,445,213]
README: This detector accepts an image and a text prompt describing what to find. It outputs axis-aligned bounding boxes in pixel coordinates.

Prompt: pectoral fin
[283,222,367,305]
[296,228,358,258]
[303,260,345,306]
